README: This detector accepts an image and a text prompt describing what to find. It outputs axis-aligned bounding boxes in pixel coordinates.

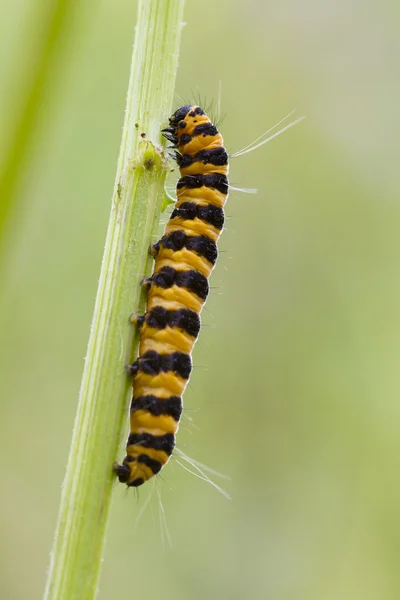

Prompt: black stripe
[179,133,192,145]
[170,105,191,125]
[187,235,218,264]
[129,478,144,487]
[178,147,228,169]
[131,394,183,421]
[113,463,130,483]
[137,454,162,474]
[162,230,218,264]
[138,350,192,379]
[128,432,175,455]
[151,266,209,301]
[176,269,209,300]
[146,306,200,338]
[193,123,218,137]
[170,202,224,230]
[124,455,135,463]
[189,107,205,117]
[177,173,228,195]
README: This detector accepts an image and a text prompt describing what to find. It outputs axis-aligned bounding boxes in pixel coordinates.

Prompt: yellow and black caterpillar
[114,106,229,487]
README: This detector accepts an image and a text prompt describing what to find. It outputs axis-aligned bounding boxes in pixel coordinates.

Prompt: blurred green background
[1,1,400,598]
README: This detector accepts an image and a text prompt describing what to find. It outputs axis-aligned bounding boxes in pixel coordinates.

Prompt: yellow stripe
[166,219,220,242]
[124,463,152,482]
[139,465,153,481]
[176,186,227,208]
[146,295,200,312]
[139,324,195,355]
[134,371,188,396]
[148,285,204,313]
[141,337,194,356]
[181,135,224,156]
[155,247,213,278]
[133,386,175,399]
[130,411,178,435]
[130,418,178,437]
[180,163,228,176]
[125,444,169,466]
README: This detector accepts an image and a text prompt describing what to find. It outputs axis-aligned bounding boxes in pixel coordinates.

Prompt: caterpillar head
[163,106,207,146]
[163,105,222,159]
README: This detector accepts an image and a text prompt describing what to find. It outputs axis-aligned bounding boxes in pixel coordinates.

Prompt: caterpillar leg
[112,461,131,483]
[126,359,139,377]
[150,241,160,258]
[129,313,145,328]
[128,277,150,327]
[140,275,152,289]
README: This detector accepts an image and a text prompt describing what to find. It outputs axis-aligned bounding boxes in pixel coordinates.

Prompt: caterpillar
[113,105,229,488]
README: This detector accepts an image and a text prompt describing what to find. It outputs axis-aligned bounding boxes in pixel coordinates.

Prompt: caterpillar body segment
[114,106,229,488]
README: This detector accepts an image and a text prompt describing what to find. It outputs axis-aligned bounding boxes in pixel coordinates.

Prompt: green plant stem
[43,2,185,599]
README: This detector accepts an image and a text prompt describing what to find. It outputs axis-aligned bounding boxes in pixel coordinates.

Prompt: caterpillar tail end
[112,461,145,488]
